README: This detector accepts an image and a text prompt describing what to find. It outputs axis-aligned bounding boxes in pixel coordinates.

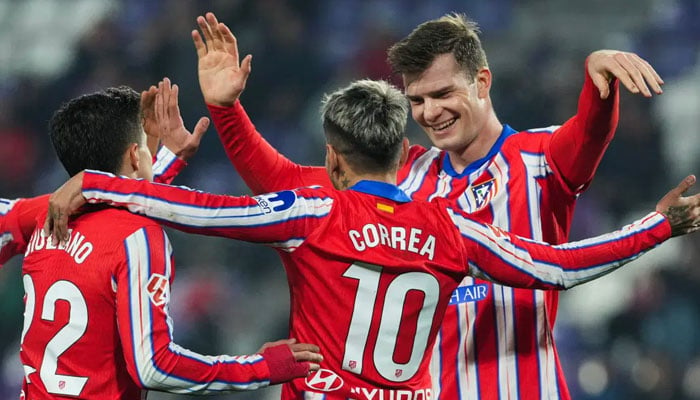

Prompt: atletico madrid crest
[470,178,497,210]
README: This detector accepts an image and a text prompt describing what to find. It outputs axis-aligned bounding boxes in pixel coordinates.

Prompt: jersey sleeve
[0,195,49,267]
[448,208,670,289]
[82,170,333,251]
[152,146,187,184]
[546,56,621,194]
[116,225,276,393]
[207,101,331,194]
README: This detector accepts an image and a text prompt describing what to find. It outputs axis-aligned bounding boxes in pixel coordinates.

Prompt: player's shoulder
[508,125,561,139]
[291,185,337,198]
[406,144,441,162]
[501,124,561,150]
[74,207,162,237]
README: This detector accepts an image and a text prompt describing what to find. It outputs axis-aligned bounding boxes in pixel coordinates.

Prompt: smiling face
[404,53,492,157]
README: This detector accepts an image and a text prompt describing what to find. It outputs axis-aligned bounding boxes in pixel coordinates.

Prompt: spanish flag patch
[377,203,394,213]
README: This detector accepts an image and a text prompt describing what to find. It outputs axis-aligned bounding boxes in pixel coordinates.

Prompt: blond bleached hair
[321,79,408,173]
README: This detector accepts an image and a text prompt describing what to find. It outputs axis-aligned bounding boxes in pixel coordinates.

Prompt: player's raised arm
[115,225,320,393]
[547,50,663,193]
[0,195,49,266]
[452,175,700,289]
[193,12,330,193]
[142,79,210,184]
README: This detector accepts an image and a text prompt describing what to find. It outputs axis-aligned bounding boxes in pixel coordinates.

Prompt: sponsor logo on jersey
[470,178,496,210]
[449,284,489,305]
[305,369,344,392]
[146,274,170,307]
[253,190,297,214]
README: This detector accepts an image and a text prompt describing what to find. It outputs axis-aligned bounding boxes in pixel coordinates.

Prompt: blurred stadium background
[0,0,698,399]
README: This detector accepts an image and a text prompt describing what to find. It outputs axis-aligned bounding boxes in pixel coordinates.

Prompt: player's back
[279,186,468,400]
[20,207,157,399]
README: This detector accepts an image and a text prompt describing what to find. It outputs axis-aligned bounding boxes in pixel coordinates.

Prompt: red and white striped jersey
[20,207,275,399]
[78,171,666,400]
[0,146,184,268]
[0,196,48,267]
[205,61,620,399]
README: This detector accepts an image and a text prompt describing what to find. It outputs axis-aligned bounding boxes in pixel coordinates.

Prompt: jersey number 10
[342,263,439,382]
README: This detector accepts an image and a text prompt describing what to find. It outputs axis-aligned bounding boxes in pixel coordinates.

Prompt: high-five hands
[192,12,252,107]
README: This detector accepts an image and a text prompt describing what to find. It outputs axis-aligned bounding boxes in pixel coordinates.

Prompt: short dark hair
[321,79,407,174]
[49,86,143,176]
[387,13,488,80]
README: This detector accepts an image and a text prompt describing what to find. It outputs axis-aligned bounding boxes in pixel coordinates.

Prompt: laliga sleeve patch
[253,190,297,214]
[146,274,170,307]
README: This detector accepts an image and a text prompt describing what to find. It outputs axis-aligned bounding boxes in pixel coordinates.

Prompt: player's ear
[398,138,409,167]
[476,67,491,99]
[127,143,141,173]
[325,143,339,175]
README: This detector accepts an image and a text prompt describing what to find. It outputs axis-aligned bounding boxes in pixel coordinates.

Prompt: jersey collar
[350,180,412,203]
[442,124,517,178]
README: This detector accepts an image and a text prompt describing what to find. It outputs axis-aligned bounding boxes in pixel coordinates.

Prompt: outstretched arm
[193,12,329,193]
[548,50,663,193]
[452,175,700,289]
[0,195,49,266]
[116,226,321,393]
[44,170,333,250]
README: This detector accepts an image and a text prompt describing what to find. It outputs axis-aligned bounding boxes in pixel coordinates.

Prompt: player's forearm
[81,171,319,246]
[458,211,670,289]
[152,146,186,184]
[208,101,331,193]
[548,59,620,191]
[134,346,272,394]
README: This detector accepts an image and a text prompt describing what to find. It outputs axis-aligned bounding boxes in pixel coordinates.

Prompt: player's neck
[337,170,398,190]
[116,161,140,179]
[447,116,502,174]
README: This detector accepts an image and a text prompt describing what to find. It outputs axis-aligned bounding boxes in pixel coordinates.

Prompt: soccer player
[0,81,201,269]
[19,85,321,399]
[44,78,700,400]
[192,13,665,399]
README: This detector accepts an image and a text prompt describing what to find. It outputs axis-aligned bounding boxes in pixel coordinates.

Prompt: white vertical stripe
[521,152,557,399]
[125,229,267,393]
[399,148,441,197]
[535,290,558,399]
[126,230,155,385]
[152,146,177,177]
[487,156,519,399]
[430,330,442,399]
[458,276,479,400]
[493,284,518,399]
[428,173,452,202]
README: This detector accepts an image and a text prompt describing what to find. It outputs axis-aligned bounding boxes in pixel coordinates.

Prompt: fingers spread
[192,30,207,59]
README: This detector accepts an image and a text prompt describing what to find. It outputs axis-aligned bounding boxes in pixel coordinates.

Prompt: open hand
[587,50,664,99]
[192,12,252,107]
[154,78,209,161]
[141,85,160,155]
[43,172,87,244]
[656,175,700,237]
